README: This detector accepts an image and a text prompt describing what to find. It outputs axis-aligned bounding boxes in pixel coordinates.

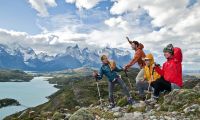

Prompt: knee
[136,80,142,86]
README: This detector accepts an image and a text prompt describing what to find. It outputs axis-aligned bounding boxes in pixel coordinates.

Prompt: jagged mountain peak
[0,43,132,71]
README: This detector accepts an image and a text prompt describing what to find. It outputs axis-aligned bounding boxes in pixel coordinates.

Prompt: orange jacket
[126,43,146,69]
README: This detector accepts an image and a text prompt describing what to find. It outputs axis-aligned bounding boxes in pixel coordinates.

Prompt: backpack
[109,60,116,71]
[173,47,183,63]
[173,47,183,87]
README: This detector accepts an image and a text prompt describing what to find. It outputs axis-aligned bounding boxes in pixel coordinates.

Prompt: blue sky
[0,0,39,34]
[0,0,199,70]
[0,0,113,34]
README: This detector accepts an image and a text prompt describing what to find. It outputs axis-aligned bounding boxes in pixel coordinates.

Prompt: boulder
[161,88,200,112]
[69,108,94,120]
[52,112,65,120]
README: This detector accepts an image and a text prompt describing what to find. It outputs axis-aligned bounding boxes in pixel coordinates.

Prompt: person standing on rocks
[143,53,171,103]
[93,55,135,109]
[124,38,147,100]
[154,44,183,89]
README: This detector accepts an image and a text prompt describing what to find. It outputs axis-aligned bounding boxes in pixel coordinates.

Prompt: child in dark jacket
[93,55,135,108]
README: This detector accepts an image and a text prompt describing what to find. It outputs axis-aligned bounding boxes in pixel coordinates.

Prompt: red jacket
[155,47,183,87]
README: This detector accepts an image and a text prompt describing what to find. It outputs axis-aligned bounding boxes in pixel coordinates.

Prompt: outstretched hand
[123,65,129,72]
[153,62,160,68]
[92,71,98,78]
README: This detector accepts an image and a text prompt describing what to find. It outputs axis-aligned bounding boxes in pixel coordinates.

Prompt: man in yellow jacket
[143,53,171,102]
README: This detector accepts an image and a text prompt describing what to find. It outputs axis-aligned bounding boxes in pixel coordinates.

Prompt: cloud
[104,16,130,32]
[1,0,200,70]
[65,0,102,9]
[28,0,57,17]
[110,0,189,27]
[28,0,102,17]
[107,0,200,69]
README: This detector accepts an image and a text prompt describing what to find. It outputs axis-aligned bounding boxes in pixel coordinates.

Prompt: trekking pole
[145,67,155,101]
[145,82,151,101]
[94,71,103,107]
[120,66,133,90]
[124,70,133,90]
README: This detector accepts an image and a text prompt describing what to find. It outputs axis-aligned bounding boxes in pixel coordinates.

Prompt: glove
[92,71,98,78]
[124,65,129,71]
[154,63,160,67]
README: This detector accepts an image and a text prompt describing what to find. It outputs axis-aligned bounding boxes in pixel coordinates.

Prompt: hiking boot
[146,97,158,104]
[139,95,146,101]
[108,103,115,109]
[127,98,136,105]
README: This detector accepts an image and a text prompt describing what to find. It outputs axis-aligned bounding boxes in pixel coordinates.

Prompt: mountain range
[0,44,132,71]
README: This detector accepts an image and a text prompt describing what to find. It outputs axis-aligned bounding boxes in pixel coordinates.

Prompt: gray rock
[118,112,143,120]
[69,108,94,120]
[164,116,172,120]
[150,115,156,119]
[112,106,121,112]
[75,106,81,109]
[95,115,101,119]
[172,111,177,114]
[113,112,123,118]
[52,112,65,120]
[133,111,143,118]
[64,113,72,120]
[183,104,200,113]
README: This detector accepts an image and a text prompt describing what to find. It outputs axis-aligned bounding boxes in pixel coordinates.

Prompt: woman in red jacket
[154,44,183,89]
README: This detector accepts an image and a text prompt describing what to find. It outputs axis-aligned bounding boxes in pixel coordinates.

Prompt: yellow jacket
[144,54,161,83]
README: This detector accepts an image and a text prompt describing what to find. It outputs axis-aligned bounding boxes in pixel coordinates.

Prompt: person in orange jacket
[124,39,148,100]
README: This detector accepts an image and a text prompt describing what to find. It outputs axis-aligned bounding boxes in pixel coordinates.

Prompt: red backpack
[173,47,183,63]
[173,47,183,87]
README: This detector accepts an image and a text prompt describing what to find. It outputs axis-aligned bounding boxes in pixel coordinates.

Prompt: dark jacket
[97,63,123,82]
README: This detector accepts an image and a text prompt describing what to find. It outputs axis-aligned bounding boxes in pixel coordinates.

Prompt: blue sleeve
[114,66,123,72]
[96,67,104,80]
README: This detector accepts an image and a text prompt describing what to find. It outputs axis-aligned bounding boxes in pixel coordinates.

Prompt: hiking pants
[150,77,172,97]
[171,83,181,90]
[135,69,148,96]
[108,78,131,103]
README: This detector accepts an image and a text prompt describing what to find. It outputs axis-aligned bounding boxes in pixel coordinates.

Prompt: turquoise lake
[0,77,58,120]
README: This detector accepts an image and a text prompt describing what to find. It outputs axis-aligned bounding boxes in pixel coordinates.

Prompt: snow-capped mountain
[38,52,54,62]
[0,44,132,71]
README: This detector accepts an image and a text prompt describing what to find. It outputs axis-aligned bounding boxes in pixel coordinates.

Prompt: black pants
[150,77,171,97]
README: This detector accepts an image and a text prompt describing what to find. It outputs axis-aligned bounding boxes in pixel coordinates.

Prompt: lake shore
[0,76,58,120]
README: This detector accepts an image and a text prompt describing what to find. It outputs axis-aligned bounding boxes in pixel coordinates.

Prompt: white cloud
[107,0,200,70]
[65,0,101,9]
[104,16,130,32]
[110,0,189,27]
[28,0,57,17]
[1,0,200,70]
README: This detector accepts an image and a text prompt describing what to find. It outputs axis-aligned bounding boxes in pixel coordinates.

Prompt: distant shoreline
[0,69,34,82]
[0,98,20,109]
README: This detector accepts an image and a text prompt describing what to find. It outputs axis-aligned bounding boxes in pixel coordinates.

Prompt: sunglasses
[144,59,150,61]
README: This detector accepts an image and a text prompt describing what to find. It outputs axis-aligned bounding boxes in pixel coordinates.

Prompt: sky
[0,0,199,70]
